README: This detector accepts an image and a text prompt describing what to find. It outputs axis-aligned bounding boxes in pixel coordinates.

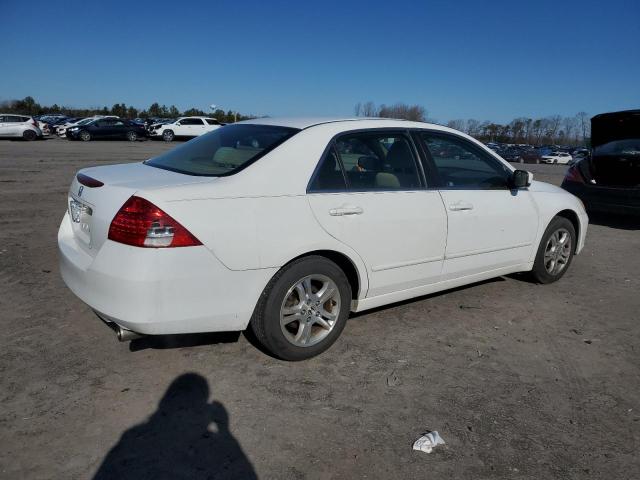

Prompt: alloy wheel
[279,274,341,347]
[544,228,572,275]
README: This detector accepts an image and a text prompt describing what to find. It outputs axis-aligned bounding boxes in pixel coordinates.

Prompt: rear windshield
[146,124,299,176]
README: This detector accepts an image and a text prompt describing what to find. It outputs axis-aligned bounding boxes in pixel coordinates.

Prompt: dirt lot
[1,137,638,479]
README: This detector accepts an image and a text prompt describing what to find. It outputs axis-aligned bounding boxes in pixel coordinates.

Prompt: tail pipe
[116,326,144,342]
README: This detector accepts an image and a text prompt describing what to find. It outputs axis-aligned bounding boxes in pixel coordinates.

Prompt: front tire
[530,216,576,284]
[162,130,174,142]
[250,256,352,361]
[79,131,91,142]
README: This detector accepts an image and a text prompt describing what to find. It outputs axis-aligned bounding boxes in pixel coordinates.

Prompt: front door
[416,131,539,280]
[308,130,447,298]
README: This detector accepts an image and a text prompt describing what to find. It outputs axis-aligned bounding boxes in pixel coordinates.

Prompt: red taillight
[108,196,202,248]
[77,173,104,188]
[564,165,585,184]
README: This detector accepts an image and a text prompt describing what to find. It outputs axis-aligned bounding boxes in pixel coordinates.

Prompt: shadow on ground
[129,332,241,351]
[93,373,257,480]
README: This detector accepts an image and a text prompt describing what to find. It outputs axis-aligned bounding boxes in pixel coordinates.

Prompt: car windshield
[77,118,93,125]
[146,124,300,176]
[593,139,640,156]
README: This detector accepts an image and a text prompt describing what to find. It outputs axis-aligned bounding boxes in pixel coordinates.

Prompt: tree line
[0,96,253,123]
[355,101,590,146]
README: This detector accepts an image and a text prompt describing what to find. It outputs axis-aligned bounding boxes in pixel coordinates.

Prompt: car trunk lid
[590,110,640,187]
[66,162,213,256]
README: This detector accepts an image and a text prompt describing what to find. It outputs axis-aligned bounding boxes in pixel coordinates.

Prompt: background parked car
[562,109,640,215]
[541,152,573,164]
[148,116,223,141]
[0,114,42,140]
[500,147,543,163]
[66,117,146,141]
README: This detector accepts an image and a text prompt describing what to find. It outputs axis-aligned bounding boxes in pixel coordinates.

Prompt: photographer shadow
[93,373,257,479]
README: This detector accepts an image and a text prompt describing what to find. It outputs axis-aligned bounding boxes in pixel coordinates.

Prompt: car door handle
[329,205,364,216]
[449,201,474,211]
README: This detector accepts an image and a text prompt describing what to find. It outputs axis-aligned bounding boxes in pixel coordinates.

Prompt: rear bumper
[562,181,640,216]
[58,212,276,335]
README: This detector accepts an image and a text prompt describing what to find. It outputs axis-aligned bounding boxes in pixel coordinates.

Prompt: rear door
[308,130,447,298]
[416,131,538,280]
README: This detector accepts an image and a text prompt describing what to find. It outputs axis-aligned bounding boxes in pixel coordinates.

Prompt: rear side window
[146,124,299,176]
[205,119,220,125]
[334,132,422,191]
[308,147,347,191]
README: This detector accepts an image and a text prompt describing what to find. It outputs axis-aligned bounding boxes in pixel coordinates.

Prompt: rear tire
[250,256,351,361]
[22,130,37,141]
[79,131,91,142]
[126,131,138,142]
[530,216,576,284]
[162,130,174,142]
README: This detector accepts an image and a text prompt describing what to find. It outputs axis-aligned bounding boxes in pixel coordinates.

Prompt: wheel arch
[555,209,581,250]
[287,250,363,301]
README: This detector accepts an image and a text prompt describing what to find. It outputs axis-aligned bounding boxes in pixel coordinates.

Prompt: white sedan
[148,116,223,142]
[58,118,588,360]
[541,152,573,164]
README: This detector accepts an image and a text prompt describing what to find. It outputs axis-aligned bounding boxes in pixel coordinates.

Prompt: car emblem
[78,185,84,197]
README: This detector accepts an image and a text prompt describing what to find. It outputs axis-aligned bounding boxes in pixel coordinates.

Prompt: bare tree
[576,112,590,144]
[464,119,479,137]
[544,115,562,143]
[378,103,426,121]
[446,119,465,131]
[361,101,378,117]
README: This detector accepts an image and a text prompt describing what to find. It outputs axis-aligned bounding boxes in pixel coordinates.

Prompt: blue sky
[1,0,638,123]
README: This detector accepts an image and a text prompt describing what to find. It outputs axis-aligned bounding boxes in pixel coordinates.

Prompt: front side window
[146,124,299,176]
[333,132,422,191]
[420,133,511,189]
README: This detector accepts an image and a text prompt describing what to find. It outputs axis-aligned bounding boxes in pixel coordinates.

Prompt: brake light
[564,164,585,184]
[108,196,202,248]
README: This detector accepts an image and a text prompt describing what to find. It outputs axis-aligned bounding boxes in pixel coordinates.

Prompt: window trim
[306,128,428,194]
[145,124,300,177]
[413,129,515,191]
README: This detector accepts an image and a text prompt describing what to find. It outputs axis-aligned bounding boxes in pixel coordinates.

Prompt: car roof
[237,116,447,131]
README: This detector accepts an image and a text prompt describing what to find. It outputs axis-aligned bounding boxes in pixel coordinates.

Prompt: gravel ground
[1,137,638,479]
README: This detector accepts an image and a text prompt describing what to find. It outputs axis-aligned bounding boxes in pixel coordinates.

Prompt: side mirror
[511,169,531,188]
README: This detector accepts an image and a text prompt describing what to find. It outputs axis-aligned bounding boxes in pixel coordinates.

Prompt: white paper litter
[412,431,445,453]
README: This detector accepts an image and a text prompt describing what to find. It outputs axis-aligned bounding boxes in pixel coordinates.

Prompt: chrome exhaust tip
[116,326,144,342]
